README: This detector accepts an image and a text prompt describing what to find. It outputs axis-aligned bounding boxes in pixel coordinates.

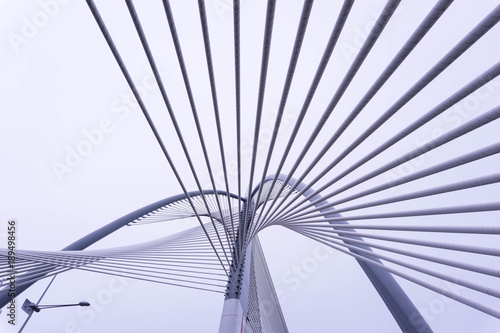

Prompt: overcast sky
[1,0,500,332]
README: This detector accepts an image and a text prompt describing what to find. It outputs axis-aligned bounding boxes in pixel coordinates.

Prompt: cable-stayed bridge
[1,0,500,332]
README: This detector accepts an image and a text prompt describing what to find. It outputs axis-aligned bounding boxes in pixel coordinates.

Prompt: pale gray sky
[1,0,500,332]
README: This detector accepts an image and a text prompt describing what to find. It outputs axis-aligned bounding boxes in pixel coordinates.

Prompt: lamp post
[23,299,90,313]
[19,299,91,332]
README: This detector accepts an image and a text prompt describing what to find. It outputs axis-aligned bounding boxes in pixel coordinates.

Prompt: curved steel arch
[249,174,432,333]
[0,189,239,309]
[66,189,242,251]
[1,176,430,333]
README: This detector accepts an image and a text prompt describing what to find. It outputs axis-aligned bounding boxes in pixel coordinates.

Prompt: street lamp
[22,299,90,314]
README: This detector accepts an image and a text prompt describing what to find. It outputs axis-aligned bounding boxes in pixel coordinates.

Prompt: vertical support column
[218,242,252,333]
[219,298,245,333]
[219,201,253,333]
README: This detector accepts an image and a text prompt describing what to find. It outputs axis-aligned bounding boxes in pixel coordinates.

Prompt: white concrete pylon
[218,298,245,333]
